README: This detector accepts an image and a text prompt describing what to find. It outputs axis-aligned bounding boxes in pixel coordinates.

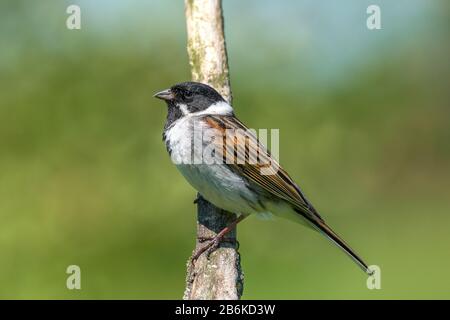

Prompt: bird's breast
[163,116,265,215]
[163,117,194,164]
[175,163,262,215]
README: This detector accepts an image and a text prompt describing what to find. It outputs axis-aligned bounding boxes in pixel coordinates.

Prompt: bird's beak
[153,89,174,101]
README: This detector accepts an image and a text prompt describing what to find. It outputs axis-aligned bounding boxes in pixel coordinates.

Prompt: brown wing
[202,114,323,222]
[201,114,372,274]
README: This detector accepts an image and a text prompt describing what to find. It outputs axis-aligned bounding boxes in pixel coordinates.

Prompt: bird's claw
[205,238,221,259]
[191,235,234,261]
[197,236,235,243]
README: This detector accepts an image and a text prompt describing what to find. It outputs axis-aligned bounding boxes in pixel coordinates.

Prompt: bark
[183,0,243,300]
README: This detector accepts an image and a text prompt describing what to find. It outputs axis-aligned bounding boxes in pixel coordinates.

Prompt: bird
[154,81,371,274]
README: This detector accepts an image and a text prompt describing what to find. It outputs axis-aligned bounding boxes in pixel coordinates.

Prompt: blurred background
[0,0,449,299]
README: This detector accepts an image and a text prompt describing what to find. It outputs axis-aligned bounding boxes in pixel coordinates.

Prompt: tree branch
[183,0,243,300]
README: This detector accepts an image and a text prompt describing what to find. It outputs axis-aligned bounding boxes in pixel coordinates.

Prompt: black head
[154,82,226,112]
[155,82,230,130]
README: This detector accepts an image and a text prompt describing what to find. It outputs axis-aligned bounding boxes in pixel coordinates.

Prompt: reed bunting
[155,82,371,274]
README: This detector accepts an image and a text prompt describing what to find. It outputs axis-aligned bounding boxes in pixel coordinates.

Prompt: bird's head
[154,82,232,118]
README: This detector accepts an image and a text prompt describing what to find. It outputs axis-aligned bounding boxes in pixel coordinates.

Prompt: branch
[183,0,243,300]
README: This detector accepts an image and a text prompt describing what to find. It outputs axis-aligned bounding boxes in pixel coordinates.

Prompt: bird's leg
[192,215,246,261]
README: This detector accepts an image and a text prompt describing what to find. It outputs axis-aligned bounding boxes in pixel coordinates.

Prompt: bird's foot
[197,236,235,243]
[204,237,221,259]
[190,215,245,263]
[191,235,235,261]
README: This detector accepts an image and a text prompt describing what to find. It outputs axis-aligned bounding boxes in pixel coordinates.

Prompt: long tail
[295,209,371,274]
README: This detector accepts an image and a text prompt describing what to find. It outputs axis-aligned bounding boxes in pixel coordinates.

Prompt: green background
[0,0,449,299]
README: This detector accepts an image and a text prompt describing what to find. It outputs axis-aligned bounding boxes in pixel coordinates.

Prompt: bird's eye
[184,91,193,99]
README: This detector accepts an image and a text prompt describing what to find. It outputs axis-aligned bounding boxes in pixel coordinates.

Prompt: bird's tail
[295,209,371,275]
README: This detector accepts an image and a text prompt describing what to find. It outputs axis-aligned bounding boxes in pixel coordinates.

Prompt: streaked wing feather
[203,115,323,222]
[201,115,372,274]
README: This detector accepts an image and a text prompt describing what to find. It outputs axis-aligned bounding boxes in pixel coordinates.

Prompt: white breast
[165,101,233,164]
[164,115,263,215]
[164,116,194,165]
[177,163,260,215]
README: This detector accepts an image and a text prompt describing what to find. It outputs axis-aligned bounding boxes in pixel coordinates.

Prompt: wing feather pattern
[201,114,370,274]
[203,115,322,221]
